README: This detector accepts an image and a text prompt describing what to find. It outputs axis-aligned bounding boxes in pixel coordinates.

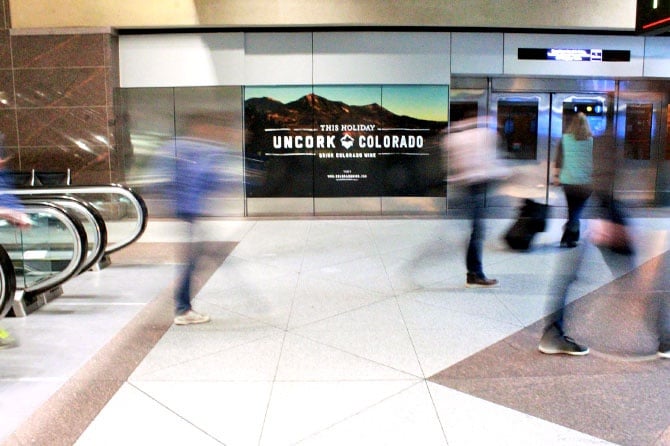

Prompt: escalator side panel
[0,244,17,318]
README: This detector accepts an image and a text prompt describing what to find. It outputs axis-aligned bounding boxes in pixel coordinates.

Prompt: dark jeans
[563,184,592,235]
[175,214,202,315]
[593,191,627,226]
[466,182,487,276]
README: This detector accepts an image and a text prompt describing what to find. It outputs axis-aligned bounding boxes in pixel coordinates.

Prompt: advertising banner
[244,85,448,198]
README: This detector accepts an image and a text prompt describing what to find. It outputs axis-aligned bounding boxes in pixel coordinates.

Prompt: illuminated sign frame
[518,48,631,62]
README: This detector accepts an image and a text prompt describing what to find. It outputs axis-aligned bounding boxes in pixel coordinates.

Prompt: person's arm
[553,138,564,185]
[0,207,32,228]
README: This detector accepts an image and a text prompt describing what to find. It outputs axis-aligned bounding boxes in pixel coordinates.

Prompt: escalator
[1,183,148,257]
[0,183,148,317]
[21,196,108,273]
[0,243,16,318]
[0,202,88,316]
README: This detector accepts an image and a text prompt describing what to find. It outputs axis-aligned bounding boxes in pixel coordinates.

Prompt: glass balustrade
[21,196,107,273]
[0,203,87,315]
[2,184,147,256]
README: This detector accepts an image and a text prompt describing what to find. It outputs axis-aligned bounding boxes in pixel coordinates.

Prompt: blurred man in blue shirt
[152,115,232,325]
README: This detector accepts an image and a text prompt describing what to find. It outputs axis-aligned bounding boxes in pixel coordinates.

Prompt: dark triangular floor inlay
[430,251,670,446]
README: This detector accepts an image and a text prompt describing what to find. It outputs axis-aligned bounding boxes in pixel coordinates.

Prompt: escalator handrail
[2,183,148,255]
[0,243,17,318]
[21,195,108,274]
[16,202,88,295]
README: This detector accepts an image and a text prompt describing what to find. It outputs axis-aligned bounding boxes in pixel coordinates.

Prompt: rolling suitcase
[504,199,548,251]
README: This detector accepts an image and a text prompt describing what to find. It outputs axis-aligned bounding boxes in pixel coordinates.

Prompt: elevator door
[614,91,664,206]
[489,92,551,207]
[548,93,614,208]
[489,92,614,208]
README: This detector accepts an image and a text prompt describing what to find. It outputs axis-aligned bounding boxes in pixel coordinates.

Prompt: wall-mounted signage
[244,85,448,198]
[518,48,631,62]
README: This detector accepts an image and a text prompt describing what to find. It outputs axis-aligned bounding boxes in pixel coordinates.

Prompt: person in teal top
[540,114,667,358]
[553,112,593,248]
[537,112,595,356]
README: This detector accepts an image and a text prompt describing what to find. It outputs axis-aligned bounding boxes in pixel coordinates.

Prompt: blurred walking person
[658,298,670,358]
[537,241,590,355]
[652,254,670,358]
[152,115,231,325]
[539,112,636,356]
[553,112,593,248]
[443,116,509,287]
[539,113,594,355]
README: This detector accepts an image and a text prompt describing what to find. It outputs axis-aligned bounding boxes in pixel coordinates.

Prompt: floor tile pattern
[1,216,668,446]
[430,250,670,446]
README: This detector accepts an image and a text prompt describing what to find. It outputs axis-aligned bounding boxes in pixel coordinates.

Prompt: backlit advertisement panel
[244,85,448,198]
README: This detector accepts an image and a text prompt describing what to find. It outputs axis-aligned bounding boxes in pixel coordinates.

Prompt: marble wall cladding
[0,109,17,146]
[75,169,113,184]
[13,67,107,107]
[11,34,106,68]
[1,30,119,184]
[1,0,8,30]
[0,30,12,157]
[16,106,108,147]
[0,31,10,69]
[0,32,16,156]
[0,145,19,170]
[0,69,14,107]
[105,34,119,109]
[105,105,116,148]
[19,145,110,172]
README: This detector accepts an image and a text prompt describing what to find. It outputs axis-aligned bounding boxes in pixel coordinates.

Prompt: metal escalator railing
[2,184,147,256]
[21,195,107,273]
[0,243,17,318]
[0,202,88,316]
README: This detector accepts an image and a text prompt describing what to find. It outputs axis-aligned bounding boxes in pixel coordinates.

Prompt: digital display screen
[563,100,608,136]
[569,102,604,115]
[547,49,602,62]
[518,48,631,62]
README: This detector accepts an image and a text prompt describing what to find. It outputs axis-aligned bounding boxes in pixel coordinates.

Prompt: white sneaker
[174,310,210,325]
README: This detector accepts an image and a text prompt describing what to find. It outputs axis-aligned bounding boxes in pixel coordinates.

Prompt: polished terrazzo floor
[1,215,669,446]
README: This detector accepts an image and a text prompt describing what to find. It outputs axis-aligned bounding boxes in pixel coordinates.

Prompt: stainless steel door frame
[488,92,551,207]
[489,77,618,209]
[449,88,488,120]
[447,85,490,209]
[660,101,670,205]
[614,89,664,206]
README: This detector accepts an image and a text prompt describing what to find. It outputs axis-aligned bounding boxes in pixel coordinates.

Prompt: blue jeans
[548,235,670,349]
[466,182,487,276]
[655,254,670,345]
[660,297,670,345]
[547,240,586,334]
[175,214,202,315]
